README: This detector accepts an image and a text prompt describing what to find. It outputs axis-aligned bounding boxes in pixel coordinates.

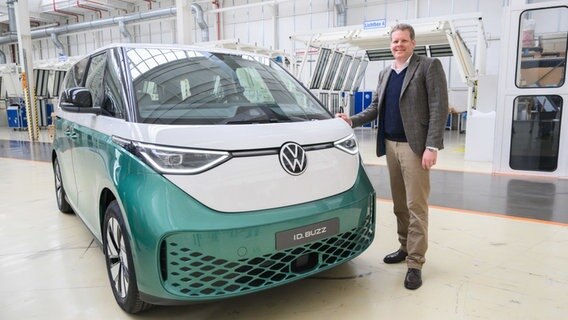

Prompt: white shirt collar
[391,55,412,74]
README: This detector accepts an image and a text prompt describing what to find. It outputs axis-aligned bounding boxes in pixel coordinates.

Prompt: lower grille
[161,213,374,298]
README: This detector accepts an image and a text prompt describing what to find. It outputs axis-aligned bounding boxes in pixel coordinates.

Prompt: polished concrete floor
[0,127,567,319]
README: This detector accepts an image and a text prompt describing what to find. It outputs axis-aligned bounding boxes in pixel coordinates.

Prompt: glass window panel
[321,51,342,90]
[516,7,567,88]
[510,95,562,171]
[101,49,126,119]
[65,57,89,88]
[84,53,107,108]
[309,48,331,89]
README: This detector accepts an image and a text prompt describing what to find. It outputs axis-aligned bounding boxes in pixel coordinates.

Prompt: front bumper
[159,200,374,300]
[116,160,376,304]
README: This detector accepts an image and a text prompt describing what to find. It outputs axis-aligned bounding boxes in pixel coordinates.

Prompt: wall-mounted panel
[309,48,331,89]
[321,51,342,90]
[333,55,353,91]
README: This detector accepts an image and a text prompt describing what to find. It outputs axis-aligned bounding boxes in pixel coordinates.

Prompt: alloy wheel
[105,216,130,298]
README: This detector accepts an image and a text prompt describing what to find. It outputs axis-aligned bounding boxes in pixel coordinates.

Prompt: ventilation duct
[0,6,210,45]
[51,33,66,56]
[335,0,346,27]
[7,0,17,32]
[118,21,132,43]
[0,7,177,45]
[191,3,209,42]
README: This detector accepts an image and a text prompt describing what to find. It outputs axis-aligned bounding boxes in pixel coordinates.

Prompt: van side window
[102,50,126,118]
[64,57,89,89]
[85,53,107,109]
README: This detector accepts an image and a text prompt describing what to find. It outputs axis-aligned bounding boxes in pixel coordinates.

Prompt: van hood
[127,118,353,150]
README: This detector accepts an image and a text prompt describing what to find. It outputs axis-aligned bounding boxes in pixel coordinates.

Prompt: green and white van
[52,43,376,313]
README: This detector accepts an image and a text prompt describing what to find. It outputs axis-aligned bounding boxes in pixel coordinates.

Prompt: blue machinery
[2,66,66,131]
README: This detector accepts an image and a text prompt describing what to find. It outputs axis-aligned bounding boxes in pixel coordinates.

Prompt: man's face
[390,29,416,62]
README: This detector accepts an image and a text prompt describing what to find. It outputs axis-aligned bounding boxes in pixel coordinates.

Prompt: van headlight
[113,137,231,174]
[334,134,358,155]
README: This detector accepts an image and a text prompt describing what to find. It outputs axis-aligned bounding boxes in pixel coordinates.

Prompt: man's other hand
[335,113,353,127]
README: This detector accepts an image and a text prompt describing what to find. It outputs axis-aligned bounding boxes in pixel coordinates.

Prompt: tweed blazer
[351,54,448,157]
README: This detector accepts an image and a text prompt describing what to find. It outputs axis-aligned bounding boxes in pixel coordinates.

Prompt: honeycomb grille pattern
[161,213,374,298]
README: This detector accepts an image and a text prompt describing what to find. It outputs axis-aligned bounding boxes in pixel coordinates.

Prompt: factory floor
[0,126,566,319]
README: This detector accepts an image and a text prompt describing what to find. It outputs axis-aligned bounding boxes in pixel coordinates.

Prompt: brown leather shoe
[383,249,408,264]
[404,268,422,290]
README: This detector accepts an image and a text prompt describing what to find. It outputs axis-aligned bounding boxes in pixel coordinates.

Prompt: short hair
[390,23,415,40]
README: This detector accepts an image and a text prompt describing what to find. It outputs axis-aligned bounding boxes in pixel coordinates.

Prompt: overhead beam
[208,0,292,13]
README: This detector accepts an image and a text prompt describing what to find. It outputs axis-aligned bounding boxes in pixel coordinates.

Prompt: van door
[55,57,90,208]
[71,52,109,234]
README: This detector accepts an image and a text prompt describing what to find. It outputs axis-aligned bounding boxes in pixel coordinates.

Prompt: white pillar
[14,0,39,142]
[509,0,526,6]
[475,18,487,76]
[176,0,194,45]
[272,4,279,50]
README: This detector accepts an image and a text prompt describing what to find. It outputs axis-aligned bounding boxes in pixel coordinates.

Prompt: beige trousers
[385,139,430,269]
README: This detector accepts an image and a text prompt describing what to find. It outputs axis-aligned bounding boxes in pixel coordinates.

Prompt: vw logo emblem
[279,142,307,176]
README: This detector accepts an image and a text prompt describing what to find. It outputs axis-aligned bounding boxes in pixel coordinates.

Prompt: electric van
[51,43,376,313]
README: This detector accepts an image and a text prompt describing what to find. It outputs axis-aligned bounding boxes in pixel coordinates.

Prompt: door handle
[64,127,78,139]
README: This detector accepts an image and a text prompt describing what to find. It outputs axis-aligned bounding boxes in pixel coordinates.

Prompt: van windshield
[126,48,331,125]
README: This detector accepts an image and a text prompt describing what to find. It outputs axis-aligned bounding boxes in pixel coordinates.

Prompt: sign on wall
[363,19,386,30]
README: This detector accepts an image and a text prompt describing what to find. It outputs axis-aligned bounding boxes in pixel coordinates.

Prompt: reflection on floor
[0,127,53,161]
[365,165,568,224]
[0,126,567,319]
[0,139,52,162]
[354,128,568,225]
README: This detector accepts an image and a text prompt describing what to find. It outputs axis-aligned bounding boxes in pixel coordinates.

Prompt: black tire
[53,157,73,214]
[102,200,152,314]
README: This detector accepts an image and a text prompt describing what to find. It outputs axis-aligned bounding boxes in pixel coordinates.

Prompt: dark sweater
[383,68,407,142]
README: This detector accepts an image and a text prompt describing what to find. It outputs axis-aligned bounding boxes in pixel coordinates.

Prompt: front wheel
[53,157,73,214]
[102,200,152,313]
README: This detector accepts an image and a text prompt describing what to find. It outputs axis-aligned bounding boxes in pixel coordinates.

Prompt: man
[336,23,448,290]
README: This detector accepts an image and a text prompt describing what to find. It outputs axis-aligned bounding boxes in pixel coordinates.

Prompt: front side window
[125,48,331,125]
[84,53,107,108]
[516,7,567,88]
[101,49,126,119]
[63,57,89,90]
[510,95,562,171]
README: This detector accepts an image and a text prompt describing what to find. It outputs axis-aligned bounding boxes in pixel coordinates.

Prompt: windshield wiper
[224,117,289,124]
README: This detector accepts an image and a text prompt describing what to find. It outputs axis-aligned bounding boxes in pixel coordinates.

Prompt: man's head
[389,23,416,63]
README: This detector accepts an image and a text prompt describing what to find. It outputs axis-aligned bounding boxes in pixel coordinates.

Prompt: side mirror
[60,87,100,114]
